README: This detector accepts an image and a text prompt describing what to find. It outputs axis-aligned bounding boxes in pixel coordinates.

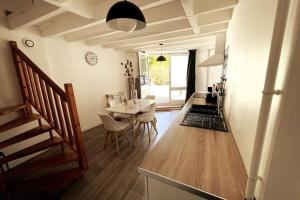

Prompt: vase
[123,95,128,105]
[131,89,137,104]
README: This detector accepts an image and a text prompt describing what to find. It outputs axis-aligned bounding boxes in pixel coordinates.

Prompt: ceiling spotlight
[106,0,146,32]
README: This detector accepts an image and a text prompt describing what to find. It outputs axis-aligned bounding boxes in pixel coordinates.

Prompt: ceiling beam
[101,29,194,48]
[6,1,64,30]
[36,11,95,37]
[140,0,175,10]
[180,0,200,34]
[0,0,32,13]
[64,23,113,42]
[199,22,228,34]
[123,42,215,52]
[197,8,233,27]
[106,31,225,50]
[105,23,225,50]
[86,18,191,46]
[90,0,176,20]
[63,0,186,42]
[193,0,238,15]
[38,0,177,37]
[43,0,95,19]
[115,36,216,51]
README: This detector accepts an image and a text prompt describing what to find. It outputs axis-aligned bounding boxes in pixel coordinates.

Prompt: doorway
[139,52,188,106]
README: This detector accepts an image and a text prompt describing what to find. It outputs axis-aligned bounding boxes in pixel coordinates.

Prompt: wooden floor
[60,110,179,200]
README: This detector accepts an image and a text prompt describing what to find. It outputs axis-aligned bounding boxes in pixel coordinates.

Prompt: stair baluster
[0,41,89,191]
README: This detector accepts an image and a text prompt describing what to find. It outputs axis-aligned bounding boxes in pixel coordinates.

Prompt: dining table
[104,99,156,146]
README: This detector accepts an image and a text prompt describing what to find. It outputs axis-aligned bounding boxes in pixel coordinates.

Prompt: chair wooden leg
[127,118,133,128]
[142,123,145,135]
[115,132,119,154]
[124,131,131,145]
[146,122,151,142]
[111,131,114,142]
[104,131,109,149]
[151,121,158,135]
[136,122,141,136]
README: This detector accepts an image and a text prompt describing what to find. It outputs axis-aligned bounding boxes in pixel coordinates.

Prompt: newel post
[9,41,33,116]
[64,83,88,171]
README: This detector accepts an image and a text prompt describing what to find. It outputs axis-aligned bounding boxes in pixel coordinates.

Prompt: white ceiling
[0,0,239,52]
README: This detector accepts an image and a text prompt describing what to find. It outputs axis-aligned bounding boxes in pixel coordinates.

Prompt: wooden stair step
[0,104,26,116]
[0,125,52,149]
[4,152,78,178]
[0,114,41,133]
[0,136,64,165]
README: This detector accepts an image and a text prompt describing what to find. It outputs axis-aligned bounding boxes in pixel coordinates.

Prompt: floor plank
[61,110,179,200]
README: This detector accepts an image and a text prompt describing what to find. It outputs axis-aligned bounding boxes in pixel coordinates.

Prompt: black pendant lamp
[157,44,166,62]
[106,0,146,32]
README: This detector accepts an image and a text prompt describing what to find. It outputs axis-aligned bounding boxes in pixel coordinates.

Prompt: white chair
[136,106,158,142]
[141,95,156,113]
[98,114,131,154]
[141,95,157,125]
[108,99,132,122]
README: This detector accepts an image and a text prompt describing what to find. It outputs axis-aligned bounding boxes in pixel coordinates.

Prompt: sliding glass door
[170,54,188,103]
[139,52,150,99]
[139,52,188,106]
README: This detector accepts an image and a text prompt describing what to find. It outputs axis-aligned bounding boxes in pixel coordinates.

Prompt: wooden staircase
[0,41,88,197]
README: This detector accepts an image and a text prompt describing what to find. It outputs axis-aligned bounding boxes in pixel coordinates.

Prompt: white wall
[196,48,222,92]
[44,37,127,131]
[259,0,300,199]
[224,0,278,173]
[225,0,300,199]
[0,11,50,114]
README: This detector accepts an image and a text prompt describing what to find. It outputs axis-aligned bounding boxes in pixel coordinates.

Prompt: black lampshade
[156,55,167,62]
[106,0,146,32]
[157,43,166,62]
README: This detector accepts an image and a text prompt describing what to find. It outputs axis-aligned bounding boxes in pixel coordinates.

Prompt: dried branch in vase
[122,59,134,77]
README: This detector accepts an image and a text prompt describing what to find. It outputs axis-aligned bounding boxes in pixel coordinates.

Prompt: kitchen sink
[188,104,218,116]
[181,104,228,132]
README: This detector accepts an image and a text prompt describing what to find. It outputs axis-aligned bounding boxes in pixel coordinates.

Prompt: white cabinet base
[144,176,207,200]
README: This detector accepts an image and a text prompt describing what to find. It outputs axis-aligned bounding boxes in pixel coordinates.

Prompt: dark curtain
[185,49,196,102]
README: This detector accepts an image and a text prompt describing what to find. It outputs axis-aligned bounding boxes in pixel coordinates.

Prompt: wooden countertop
[139,95,247,200]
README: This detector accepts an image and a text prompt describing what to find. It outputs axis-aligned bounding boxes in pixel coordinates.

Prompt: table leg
[131,115,136,146]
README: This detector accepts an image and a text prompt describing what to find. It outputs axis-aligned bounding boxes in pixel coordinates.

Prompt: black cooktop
[181,105,228,132]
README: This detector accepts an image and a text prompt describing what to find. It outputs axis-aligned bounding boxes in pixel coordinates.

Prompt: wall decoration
[121,59,141,99]
[221,46,229,82]
[22,38,34,48]
[122,59,134,77]
[85,51,98,65]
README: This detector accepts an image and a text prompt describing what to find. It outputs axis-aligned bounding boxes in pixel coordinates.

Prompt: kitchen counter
[138,94,247,200]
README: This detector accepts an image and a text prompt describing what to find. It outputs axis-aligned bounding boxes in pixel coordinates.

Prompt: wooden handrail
[8,41,88,172]
[10,42,66,100]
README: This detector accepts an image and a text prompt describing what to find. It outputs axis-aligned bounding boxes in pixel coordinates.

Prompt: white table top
[105,99,156,115]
